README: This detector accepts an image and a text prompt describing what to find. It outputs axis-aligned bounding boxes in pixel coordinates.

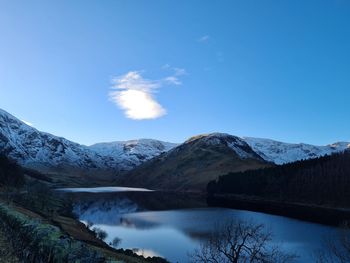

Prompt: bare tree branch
[189,219,297,263]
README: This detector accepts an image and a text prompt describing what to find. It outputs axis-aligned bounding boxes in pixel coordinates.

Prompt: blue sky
[1,0,349,145]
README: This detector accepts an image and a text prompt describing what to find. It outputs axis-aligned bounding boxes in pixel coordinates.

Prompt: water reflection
[62,187,340,263]
[58,186,153,193]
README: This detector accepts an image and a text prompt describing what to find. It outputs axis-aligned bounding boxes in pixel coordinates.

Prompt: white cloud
[110,88,166,120]
[165,76,181,85]
[161,65,186,85]
[173,67,186,76]
[109,70,184,120]
[21,120,33,126]
[161,64,171,70]
[198,35,210,43]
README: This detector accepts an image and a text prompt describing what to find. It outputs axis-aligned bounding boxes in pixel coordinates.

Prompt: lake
[59,187,340,263]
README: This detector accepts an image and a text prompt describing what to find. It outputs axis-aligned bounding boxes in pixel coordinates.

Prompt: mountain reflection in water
[61,187,340,263]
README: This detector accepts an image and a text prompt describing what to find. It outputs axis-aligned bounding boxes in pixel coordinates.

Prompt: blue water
[63,187,340,263]
[57,186,153,193]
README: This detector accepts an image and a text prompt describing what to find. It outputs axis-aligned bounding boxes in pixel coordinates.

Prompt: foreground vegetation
[0,154,167,263]
[0,199,168,262]
[0,203,109,262]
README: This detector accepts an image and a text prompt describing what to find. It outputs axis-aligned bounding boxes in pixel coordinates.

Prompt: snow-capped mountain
[117,133,269,191]
[1,107,348,182]
[89,139,177,169]
[183,133,262,160]
[244,137,350,165]
[0,108,177,174]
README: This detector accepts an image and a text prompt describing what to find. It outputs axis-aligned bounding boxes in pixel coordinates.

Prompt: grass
[0,178,168,262]
[0,228,19,263]
[0,198,166,263]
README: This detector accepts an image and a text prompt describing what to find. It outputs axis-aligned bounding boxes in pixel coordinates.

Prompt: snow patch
[244,137,350,164]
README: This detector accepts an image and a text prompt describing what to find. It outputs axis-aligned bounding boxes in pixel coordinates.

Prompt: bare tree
[92,227,108,241]
[190,220,296,263]
[316,223,350,263]
[111,237,122,248]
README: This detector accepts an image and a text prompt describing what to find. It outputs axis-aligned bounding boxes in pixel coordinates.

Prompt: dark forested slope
[0,155,25,188]
[208,151,350,207]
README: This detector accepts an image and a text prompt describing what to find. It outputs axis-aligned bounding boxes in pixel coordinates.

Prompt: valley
[1,108,350,263]
[1,108,349,190]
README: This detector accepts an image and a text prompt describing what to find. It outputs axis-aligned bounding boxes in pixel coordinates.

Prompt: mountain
[0,108,176,185]
[116,133,271,191]
[1,107,349,188]
[89,139,177,170]
[244,137,350,165]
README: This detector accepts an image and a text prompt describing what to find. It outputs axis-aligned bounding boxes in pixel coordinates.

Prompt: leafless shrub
[190,219,297,263]
[92,227,108,240]
[112,237,122,248]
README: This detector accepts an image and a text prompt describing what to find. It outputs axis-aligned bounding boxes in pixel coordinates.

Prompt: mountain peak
[0,108,176,181]
[183,133,261,160]
[119,133,270,191]
[1,107,349,188]
[244,137,350,165]
[186,132,236,143]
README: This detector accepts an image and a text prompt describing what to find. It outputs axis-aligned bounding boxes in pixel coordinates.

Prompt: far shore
[207,194,350,226]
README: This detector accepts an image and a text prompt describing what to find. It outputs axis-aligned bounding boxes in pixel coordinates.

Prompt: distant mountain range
[0,108,176,185]
[0,108,349,188]
[244,137,349,165]
[117,134,350,191]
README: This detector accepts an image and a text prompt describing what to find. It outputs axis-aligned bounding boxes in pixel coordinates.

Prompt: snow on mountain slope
[118,133,269,191]
[0,108,176,173]
[184,133,262,160]
[1,107,348,173]
[244,137,350,165]
[89,139,178,169]
[0,108,102,169]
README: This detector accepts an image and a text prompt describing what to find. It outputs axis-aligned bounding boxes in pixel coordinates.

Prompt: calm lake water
[60,187,340,263]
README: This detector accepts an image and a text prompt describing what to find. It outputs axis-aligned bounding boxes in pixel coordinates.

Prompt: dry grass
[2,200,152,263]
[120,141,271,191]
[0,229,19,263]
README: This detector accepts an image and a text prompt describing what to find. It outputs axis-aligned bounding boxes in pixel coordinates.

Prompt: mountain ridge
[116,133,271,191]
[0,108,176,184]
[244,137,350,165]
[1,108,349,187]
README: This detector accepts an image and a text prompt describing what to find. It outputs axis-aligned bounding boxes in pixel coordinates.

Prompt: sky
[0,0,349,146]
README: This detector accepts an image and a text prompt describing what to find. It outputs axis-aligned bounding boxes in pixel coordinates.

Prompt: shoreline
[207,194,350,226]
[58,186,350,226]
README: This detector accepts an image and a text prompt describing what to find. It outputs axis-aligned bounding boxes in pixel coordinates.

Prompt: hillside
[0,155,25,188]
[0,108,176,185]
[1,108,349,188]
[116,133,271,191]
[208,150,350,207]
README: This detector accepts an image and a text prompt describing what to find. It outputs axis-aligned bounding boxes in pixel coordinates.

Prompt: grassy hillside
[117,135,271,192]
[0,155,168,262]
[0,187,167,262]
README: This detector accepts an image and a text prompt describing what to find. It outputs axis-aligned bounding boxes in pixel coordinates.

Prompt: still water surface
[60,187,339,263]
